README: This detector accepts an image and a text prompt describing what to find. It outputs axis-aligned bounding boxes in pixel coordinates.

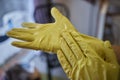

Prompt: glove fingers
[60,37,77,67]
[12,41,34,49]
[7,30,29,36]
[51,7,76,30]
[22,22,52,30]
[7,31,34,41]
[11,28,35,34]
[70,31,97,56]
[9,33,33,41]
[57,50,72,78]
[61,31,84,59]
[51,7,63,23]
[22,22,42,29]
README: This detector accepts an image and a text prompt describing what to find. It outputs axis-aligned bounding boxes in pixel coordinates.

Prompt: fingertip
[6,31,11,36]
[57,50,61,54]
[22,22,38,28]
[51,7,62,21]
[11,41,21,46]
[51,7,58,14]
[11,41,19,45]
[70,30,76,34]
[21,22,28,27]
[57,50,63,59]
[11,42,18,48]
[104,41,112,49]
[6,31,14,37]
[70,31,80,38]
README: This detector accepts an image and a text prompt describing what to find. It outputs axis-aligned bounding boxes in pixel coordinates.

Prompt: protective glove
[7,7,76,53]
[57,30,120,80]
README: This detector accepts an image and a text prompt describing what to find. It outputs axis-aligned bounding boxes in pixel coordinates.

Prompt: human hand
[57,30,119,80]
[7,7,76,53]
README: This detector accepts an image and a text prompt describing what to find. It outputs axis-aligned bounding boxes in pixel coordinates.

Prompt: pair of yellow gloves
[7,7,119,80]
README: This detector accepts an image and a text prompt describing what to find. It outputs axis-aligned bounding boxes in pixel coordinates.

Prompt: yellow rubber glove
[57,30,120,80]
[7,7,120,80]
[7,7,76,53]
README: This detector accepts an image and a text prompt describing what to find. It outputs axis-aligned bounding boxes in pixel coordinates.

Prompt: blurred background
[0,0,120,80]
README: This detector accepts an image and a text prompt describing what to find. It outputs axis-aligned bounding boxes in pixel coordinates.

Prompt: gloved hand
[57,30,120,80]
[7,7,76,53]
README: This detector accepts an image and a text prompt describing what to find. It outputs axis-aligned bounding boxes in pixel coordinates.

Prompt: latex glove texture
[7,7,76,53]
[57,30,120,80]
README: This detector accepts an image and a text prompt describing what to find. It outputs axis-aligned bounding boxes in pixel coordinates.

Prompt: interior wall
[66,0,92,35]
